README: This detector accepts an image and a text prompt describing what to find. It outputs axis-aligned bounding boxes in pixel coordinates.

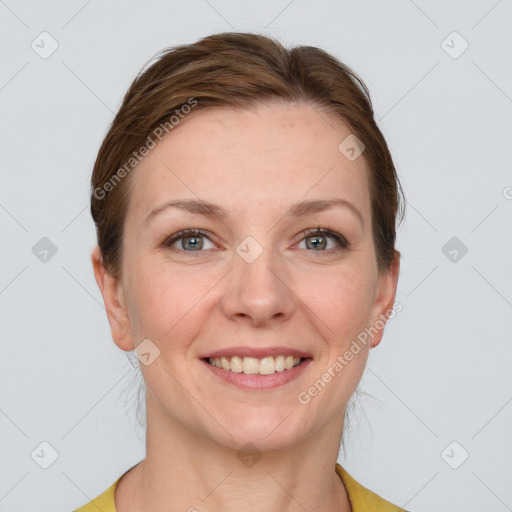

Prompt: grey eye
[166,230,216,252]
[181,235,204,251]
[300,232,341,251]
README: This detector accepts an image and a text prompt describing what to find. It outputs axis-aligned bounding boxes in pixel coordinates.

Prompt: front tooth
[259,357,275,375]
[275,355,285,372]
[230,356,243,373]
[208,355,303,373]
[243,357,259,374]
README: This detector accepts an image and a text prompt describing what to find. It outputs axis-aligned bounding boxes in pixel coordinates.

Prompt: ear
[91,245,134,351]
[368,250,401,349]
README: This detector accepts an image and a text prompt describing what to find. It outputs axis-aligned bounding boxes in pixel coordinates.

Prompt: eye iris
[183,236,203,250]
[306,234,327,250]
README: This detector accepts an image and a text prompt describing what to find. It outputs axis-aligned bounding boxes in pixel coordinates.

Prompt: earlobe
[369,250,400,349]
[91,246,134,351]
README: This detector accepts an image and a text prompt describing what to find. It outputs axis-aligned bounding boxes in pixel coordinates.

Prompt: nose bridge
[222,235,293,325]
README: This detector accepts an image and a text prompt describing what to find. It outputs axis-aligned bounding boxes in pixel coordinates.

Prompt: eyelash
[163,226,350,256]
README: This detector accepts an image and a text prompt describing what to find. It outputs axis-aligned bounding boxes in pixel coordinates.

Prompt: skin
[92,100,400,512]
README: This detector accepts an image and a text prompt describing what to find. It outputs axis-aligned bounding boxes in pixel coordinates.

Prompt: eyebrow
[145,197,364,229]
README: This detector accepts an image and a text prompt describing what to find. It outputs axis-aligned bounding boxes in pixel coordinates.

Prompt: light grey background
[1,1,511,510]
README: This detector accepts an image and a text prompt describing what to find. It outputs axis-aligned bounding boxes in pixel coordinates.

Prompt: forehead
[127,101,371,222]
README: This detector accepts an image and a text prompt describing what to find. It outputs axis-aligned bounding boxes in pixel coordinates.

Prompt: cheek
[302,270,375,403]
[299,266,375,344]
[299,266,373,366]
[125,259,219,345]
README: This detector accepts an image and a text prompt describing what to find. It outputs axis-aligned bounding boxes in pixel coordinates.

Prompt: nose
[220,244,295,328]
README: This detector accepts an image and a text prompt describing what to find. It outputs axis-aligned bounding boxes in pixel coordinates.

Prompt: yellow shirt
[74,463,406,511]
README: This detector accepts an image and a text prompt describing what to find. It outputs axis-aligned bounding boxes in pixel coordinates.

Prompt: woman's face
[95,101,399,451]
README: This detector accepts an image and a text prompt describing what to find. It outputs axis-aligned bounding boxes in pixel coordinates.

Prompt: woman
[75,31,406,511]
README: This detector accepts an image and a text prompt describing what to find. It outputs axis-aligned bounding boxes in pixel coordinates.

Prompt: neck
[115,396,352,512]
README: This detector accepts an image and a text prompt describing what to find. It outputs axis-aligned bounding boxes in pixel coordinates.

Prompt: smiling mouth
[202,355,311,375]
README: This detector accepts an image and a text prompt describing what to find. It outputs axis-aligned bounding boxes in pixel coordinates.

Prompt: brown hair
[90,31,404,278]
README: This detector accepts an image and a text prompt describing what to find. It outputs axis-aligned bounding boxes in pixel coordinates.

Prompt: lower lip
[201,358,313,390]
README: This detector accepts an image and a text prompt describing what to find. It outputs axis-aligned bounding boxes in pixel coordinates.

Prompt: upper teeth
[208,355,302,375]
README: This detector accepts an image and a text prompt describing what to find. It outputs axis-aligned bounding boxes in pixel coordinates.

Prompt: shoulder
[336,463,408,512]
[73,476,121,512]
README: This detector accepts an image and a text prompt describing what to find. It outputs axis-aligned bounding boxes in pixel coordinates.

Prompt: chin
[205,412,311,454]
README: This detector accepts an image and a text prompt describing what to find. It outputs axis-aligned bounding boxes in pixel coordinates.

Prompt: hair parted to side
[90,31,404,279]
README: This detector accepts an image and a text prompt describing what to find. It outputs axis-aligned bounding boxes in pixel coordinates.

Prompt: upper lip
[199,346,312,359]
